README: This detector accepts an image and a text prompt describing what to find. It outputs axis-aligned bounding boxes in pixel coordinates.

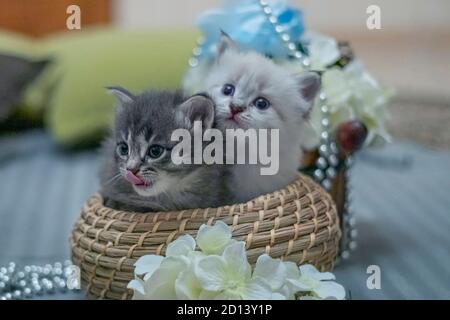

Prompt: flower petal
[222,241,251,280]
[242,278,273,300]
[287,277,316,292]
[253,254,286,291]
[195,255,228,292]
[284,261,301,280]
[299,264,335,281]
[166,234,196,257]
[313,281,346,300]
[133,255,163,276]
[196,221,232,255]
[199,289,219,300]
[127,278,146,300]
[175,268,202,300]
[143,256,188,300]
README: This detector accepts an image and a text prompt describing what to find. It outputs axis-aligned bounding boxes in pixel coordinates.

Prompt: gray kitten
[99,88,226,212]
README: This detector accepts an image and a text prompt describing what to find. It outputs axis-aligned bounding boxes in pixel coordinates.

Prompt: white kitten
[202,34,321,203]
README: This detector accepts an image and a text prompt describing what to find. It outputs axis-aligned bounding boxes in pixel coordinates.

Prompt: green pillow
[35,28,199,147]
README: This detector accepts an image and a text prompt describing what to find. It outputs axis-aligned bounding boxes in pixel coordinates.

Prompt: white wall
[112,0,450,34]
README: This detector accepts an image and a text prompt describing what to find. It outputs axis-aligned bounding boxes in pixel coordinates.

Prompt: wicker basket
[70,174,341,300]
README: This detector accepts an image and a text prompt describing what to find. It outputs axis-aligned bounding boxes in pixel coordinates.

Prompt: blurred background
[0,0,449,299]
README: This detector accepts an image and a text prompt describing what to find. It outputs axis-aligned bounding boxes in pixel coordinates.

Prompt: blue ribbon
[197,0,305,60]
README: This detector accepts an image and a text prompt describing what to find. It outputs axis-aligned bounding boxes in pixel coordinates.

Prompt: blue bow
[197,0,305,60]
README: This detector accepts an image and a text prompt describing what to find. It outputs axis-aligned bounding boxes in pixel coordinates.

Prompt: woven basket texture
[70,174,341,300]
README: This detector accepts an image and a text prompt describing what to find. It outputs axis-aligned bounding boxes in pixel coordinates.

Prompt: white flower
[303,31,341,71]
[166,234,196,257]
[301,59,393,149]
[253,254,287,292]
[196,220,233,255]
[288,264,346,300]
[127,222,346,300]
[195,241,273,299]
[174,252,204,299]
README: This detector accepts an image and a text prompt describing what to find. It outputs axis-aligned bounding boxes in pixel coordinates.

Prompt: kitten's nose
[126,167,139,175]
[230,104,244,115]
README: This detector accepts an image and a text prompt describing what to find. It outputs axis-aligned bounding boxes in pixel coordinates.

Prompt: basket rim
[85,173,334,221]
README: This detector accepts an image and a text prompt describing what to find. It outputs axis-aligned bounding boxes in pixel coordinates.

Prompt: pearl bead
[341,251,350,260]
[13,290,22,299]
[326,167,337,179]
[53,268,63,276]
[313,169,325,181]
[320,105,329,114]
[301,58,311,68]
[316,157,327,169]
[281,34,290,42]
[57,281,67,292]
[33,284,43,295]
[275,25,284,33]
[263,6,272,15]
[192,47,202,56]
[4,293,12,300]
[188,58,198,67]
[319,144,329,156]
[287,43,296,51]
[329,141,338,153]
[269,16,277,24]
[43,267,51,276]
[322,179,332,191]
[348,217,356,227]
[23,288,32,298]
[328,154,338,167]
[321,131,329,141]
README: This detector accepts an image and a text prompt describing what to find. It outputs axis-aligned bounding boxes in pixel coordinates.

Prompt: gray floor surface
[0,130,449,299]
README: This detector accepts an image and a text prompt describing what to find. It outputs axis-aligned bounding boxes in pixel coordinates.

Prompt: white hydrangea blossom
[127,221,345,300]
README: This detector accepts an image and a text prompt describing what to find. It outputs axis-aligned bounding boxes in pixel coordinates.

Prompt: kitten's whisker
[104,173,122,186]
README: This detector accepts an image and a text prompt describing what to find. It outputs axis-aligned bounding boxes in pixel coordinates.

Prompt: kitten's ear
[296,72,321,109]
[177,94,215,130]
[217,30,238,57]
[106,86,135,105]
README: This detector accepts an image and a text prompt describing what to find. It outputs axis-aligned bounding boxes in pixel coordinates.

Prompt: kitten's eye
[222,84,235,96]
[253,97,271,110]
[116,142,129,157]
[147,145,165,159]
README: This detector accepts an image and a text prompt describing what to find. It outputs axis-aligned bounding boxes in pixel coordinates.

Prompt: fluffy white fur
[202,35,321,203]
